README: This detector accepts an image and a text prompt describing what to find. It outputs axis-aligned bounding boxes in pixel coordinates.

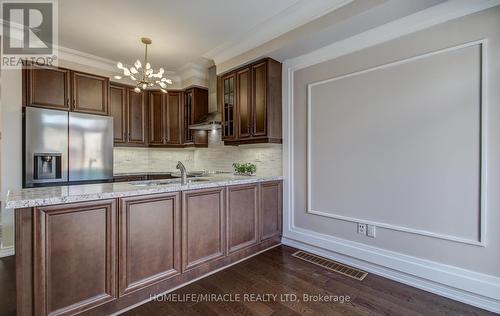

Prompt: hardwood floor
[122,246,494,316]
[0,255,15,316]
[0,246,494,315]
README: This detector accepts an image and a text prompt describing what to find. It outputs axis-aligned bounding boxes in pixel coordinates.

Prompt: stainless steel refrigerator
[24,107,113,187]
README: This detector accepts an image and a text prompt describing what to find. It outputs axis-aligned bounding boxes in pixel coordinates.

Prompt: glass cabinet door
[222,74,235,140]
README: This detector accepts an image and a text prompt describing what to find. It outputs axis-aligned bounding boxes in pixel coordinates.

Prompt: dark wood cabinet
[227,184,259,253]
[110,85,128,143]
[148,91,166,145]
[252,61,267,137]
[260,181,283,240]
[119,193,181,295]
[221,73,236,141]
[221,58,282,145]
[71,71,109,115]
[182,187,225,271]
[127,88,147,145]
[236,67,252,139]
[148,90,183,146]
[24,65,110,115]
[15,180,282,315]
[33,200,117,315]
[183,87,209,147]
[166,91,182,145]
[24,65,71,110]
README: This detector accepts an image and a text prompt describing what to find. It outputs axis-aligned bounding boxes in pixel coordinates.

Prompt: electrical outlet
[357,223,366,235]
[367,225,376,238]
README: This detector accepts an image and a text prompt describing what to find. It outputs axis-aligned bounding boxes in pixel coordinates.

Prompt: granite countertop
[6,174,283,209]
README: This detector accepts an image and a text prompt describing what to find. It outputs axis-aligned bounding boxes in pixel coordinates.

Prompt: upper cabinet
[221,58,282,145]
[110,85,127,143]
[127,88,147,145]
[183,87,209,147]
[24,64,71,110]
[71,71,109,115]
[221,73,236,141]
[23,65,109,115]
[110,83,148,147]
[148,90,183,147]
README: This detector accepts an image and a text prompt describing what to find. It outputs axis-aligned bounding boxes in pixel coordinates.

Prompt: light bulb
[113,75,122,79]
[142,83,147,90]
[134,87,141,93]
[160,88,167,93]
[117,62,123,69]
[130,75,136,81]
[166,79,173,84]
[159,82,166,88]
[146,62,151,70]
[157,72,163,78]
[135,60,141,68]
[159,67,164,74]
[123,68,131,76]
[130,67,138,74]
[161,78,167,82]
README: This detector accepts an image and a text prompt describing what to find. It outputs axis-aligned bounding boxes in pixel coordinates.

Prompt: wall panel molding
[305,40,487,246]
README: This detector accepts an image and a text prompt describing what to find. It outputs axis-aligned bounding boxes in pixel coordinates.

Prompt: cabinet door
[227,184,259,253]
[119,193,181,295]
[127,89,147,145]
[110,85,128,143]
[26,65,71,110]
[260,181,282,240]
[252,61,267,137]
[72,71,109,115]
[222,73,236,140]
[166,91,182,145]
[33,200,117,316]
[182,188,225,271]
[149,91,165,145]
[183,90,194,143]
[236,67,252,139]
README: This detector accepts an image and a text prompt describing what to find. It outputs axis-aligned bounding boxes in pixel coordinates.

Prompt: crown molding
[285,0,500,71]
[57,45,181,83]
[203,0,352,65]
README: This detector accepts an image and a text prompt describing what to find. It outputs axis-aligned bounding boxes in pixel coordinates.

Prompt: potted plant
[232,162,257,176]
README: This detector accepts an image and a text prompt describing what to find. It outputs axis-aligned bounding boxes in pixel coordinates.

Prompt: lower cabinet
[260,181,283,240]
[18,181,282,315]
[118,193,181,295]
[227,184,259,253]
[182,187,226,271]
[33,200,117,316]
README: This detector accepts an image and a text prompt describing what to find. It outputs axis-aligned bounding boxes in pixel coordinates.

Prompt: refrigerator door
[25,107,69,187]
[69,112,113,181]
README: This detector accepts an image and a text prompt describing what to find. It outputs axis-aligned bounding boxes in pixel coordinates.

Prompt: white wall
[283,5,500,313]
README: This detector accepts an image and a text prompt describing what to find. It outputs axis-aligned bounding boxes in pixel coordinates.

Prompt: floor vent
[292,251,368,281]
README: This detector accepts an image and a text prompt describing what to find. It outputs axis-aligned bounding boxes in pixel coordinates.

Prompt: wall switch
[367,225,376,238]
[357,223,366,235]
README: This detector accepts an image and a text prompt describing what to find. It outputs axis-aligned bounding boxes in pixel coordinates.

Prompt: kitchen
[2,1,500,315]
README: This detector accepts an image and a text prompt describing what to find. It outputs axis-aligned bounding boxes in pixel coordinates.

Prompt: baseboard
[0,246,14,258]
[282,231,500,314]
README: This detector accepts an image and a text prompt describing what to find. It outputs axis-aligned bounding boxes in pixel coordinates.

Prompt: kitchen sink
[130,178,210,186]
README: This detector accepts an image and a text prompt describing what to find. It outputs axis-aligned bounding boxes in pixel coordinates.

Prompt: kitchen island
[7,174,283,316]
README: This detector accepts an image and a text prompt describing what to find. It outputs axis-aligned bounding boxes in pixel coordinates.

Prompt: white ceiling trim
[203,0,353,65]
[285,0,500,71]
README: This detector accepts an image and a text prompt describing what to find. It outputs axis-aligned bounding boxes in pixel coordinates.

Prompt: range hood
[188,111,222,130]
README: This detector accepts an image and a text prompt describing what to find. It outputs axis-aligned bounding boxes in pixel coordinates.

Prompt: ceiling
[58,0,349,73]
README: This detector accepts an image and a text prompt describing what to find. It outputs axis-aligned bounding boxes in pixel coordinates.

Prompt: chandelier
[116,37,172,93]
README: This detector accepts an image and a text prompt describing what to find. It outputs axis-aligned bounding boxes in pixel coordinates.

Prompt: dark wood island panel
[14,180,282,315]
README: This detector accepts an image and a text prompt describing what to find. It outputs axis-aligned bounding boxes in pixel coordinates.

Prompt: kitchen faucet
[176,161,188,185]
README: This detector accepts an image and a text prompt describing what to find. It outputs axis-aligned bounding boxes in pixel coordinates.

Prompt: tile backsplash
[114,131,282,175]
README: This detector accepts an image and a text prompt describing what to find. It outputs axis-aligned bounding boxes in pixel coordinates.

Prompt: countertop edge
[6,176,284,209]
